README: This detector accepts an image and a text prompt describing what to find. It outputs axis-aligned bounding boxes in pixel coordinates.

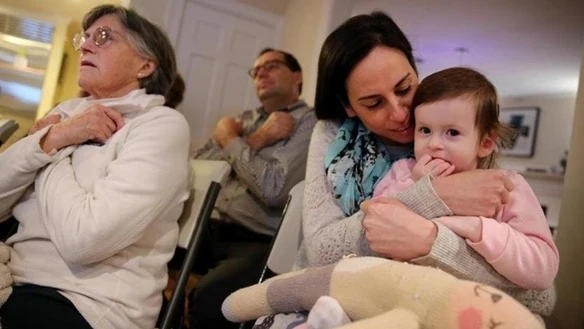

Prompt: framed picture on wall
[499,107,540,157]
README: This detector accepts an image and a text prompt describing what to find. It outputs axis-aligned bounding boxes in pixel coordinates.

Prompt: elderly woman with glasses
[0,5,190,329]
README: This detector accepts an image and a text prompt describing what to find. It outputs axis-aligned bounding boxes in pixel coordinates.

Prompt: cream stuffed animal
[222,256,544,329]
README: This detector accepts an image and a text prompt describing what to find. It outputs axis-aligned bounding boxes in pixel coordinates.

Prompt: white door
[169,0,282,148]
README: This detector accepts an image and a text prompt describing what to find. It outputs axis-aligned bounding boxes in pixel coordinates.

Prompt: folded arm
[35,112,190,265]
[0,126,74,220]
[222,111,316,207]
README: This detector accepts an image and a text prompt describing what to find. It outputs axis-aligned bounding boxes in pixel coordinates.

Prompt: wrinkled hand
[40,104,124,152]
[411,154,455,181]
[361,197,437,261]
[29,114,62,135]
[432,169,514,217]
[247,111,295,151]
[214,117,243,147]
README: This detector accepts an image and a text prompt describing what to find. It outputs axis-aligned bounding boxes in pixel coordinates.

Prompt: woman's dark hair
[412,67,516,169]
[82,5,177,96]
[314,11,417,120]
[164,74,185,108]
[258,48,303,94]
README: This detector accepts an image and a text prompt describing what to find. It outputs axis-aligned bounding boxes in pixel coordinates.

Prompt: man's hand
[411,154,455,181]
[29,114,62,135]
[247,112,295,151]
[432,169,514,217]
[214,117,243,148]
[40,104,124,153]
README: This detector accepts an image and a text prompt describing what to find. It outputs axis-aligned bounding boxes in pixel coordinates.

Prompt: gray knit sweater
[294,120,554,316]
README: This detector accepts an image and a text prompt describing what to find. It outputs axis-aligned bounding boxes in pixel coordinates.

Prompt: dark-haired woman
[296,10,554,319]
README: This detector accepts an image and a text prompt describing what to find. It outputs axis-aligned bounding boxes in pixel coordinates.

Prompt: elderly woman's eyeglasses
[247,60,287,79]
[73,26,113,51]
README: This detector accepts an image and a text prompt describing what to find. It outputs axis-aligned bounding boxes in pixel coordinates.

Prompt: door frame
[165,0,283,49]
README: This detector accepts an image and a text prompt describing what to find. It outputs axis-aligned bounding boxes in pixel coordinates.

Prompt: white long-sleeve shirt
[0,89,190,329]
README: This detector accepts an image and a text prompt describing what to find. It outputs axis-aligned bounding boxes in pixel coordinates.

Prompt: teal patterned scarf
[324,118,413,216]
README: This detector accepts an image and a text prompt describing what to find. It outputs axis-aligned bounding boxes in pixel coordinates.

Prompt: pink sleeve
[467,173,559,290]
[372,159,417,198]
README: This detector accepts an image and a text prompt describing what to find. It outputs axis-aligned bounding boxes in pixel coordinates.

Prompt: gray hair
[82,5,176,96]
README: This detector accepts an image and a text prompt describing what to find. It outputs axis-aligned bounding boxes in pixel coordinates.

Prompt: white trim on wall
[166,0,283,48]
[194,0,283,26]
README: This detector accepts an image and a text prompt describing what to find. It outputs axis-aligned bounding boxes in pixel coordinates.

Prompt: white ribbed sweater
[0,89,190,329]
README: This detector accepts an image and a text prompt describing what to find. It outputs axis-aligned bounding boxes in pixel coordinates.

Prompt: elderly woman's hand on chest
[29,114,62,136]
[40,104,124,153]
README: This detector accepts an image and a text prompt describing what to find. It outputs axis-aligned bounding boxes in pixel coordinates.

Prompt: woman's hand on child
[361,197,437,261]
[432,170,514,217]
[411,154,455,181]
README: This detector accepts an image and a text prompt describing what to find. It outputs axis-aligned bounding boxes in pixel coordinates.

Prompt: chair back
[265,180,305,276]
[176,160,231,248]
[237,180,305,329]
[0,119,19,147]
[159,159,230,329]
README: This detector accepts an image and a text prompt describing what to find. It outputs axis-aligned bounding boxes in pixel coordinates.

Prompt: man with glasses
[188,48,316,329]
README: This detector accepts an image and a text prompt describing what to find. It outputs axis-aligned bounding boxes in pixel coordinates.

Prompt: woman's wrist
[40,125,66,153]
[417,220,438,257]
[431,176,457,213]
[395,175,452,219]
[431,176,448,202]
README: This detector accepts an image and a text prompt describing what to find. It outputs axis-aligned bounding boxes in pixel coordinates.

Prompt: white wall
[277,0,324,106]
[127,0,171,32]
[551,52,584,329]
[278,0,354,106]
[236,0,290,15]
[498,94,576,172]
[326,0,355,31]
